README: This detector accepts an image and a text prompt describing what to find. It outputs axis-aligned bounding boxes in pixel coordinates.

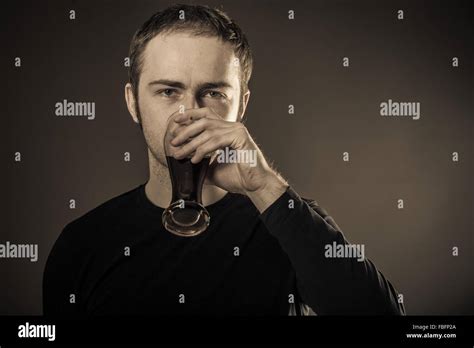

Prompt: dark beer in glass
[162,115,211,237]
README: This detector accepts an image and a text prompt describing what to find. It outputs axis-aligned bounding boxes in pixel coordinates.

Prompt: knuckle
[206,129,215,138]
[196,118,207,127]
[195,147,204,157]
[182,144,190,153]
[213,134,223,144]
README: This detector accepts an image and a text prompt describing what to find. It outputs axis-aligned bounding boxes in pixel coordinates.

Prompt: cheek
[139,93,182,136]
[137,95,172,155]
[204,97,240,122]
[139,94,168,126]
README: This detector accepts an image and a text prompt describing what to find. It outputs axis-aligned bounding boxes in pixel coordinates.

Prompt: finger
[174,107,222,123]
[172,118,220,146]
[190,130,234,163]
[169,123,187,137]
[174,130,214,159]
[174,109,206,123]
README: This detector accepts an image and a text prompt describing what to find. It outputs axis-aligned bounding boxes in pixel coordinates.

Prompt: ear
[238,89,251,123]
[125,83,140,124]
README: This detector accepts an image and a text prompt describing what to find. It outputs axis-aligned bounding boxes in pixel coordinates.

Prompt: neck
[144,149,227,208]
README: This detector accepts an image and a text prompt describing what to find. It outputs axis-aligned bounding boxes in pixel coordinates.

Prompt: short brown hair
[128,4,253,102]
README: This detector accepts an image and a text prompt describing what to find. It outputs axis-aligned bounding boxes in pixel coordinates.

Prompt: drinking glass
[162,115,211,237]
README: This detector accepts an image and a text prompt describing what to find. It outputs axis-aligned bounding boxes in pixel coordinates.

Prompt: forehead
[140,32,240,85]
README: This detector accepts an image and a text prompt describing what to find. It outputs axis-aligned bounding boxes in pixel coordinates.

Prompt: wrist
[245,171,289,213]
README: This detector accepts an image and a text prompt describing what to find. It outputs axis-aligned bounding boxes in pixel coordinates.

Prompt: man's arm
[248,175,405,315]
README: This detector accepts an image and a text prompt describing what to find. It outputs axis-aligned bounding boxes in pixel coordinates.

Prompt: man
[43,4,404,316]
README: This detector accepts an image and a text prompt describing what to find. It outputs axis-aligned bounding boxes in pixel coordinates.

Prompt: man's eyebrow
[148,79,186,88]
[147,80,234,90]
[198,81,233,89]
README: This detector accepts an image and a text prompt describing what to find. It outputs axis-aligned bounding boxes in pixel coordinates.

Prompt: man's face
[126,32,246,166]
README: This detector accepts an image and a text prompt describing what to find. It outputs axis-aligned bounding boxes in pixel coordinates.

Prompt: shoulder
[52,185,142,250]
[69,185,140,229]
[44,185,143,288]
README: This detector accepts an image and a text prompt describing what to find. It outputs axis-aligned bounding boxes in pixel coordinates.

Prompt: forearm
[259,186,405,315]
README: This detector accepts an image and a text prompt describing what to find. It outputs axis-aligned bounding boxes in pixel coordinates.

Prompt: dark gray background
[2,0,473,315]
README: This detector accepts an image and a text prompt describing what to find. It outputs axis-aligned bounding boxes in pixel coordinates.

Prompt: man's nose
[181,93,203,110]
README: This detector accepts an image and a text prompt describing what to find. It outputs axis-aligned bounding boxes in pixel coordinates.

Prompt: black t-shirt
[43,183,405,316]
[43,184,298,316]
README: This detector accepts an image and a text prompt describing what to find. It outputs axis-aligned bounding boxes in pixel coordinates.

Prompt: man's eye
[158,89,177,97]
[204,91,225,99]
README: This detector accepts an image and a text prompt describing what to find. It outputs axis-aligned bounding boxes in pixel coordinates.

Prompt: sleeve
[260,186,405,315]
[42,224,83,316]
